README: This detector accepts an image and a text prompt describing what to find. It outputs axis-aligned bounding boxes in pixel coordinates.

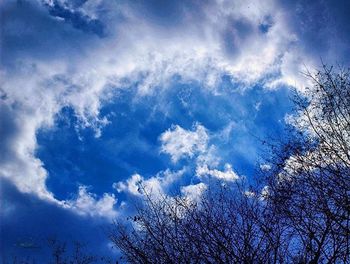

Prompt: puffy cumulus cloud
[160,124,209,163]
[63,185,118,219]
[113,173,143,196]
[180,182,207,204]
[0,97,57,201]
[114,168,186,197]
[196,163,239,181]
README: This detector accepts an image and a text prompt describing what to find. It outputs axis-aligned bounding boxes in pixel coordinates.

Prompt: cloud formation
[64,185,118,219]
[114,168,186,197]
[181,182,208,203]
[160,124,209,163]
[196,163,239,181]
[1,0,348,222]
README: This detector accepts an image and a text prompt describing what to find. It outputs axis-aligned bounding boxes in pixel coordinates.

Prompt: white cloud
[196,145,221,168]
[115,172,207,209]
[64,185,118,219]
[114,168,186,197]
[160,124,209,163]
[196,163,239,181]
[113,173,143,196]
[0,101,58,202]
[266,48,315,90]
[181,182,207,204]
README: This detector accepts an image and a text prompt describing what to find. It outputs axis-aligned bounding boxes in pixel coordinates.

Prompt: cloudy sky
[1,0,350,261]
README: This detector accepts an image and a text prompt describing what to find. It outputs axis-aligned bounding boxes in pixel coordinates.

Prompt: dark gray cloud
[280,0,350,65]
[0,0,99,68]
[221,18,255,57]
[0,178,115,263]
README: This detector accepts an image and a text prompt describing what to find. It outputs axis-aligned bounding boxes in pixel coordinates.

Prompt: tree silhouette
[110,182,289,263]
[267,65,350,263]
[109,65,350,263]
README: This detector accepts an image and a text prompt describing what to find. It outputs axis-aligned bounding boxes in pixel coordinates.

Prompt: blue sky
[1,0,350,261]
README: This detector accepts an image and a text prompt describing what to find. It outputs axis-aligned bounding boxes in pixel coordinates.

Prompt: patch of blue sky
[37,76,293,202]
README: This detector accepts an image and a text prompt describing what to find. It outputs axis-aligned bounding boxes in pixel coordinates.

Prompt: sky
[1,0,350,261]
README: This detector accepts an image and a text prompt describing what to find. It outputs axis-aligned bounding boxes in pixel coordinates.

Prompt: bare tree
[109,182,290,264]
[109,65,350,263]
[267,65,350,263]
